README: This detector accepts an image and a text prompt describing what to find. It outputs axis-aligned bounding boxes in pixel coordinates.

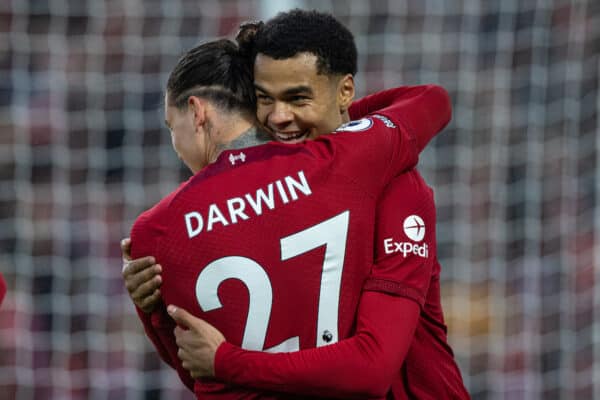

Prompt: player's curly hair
[237,9,357,77]
[166,39,255,115]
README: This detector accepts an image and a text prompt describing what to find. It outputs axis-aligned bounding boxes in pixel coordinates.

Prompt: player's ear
[337,74,355,114]
[188,96,207,131]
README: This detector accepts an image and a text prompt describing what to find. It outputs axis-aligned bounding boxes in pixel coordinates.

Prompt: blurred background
[0,0,598,399]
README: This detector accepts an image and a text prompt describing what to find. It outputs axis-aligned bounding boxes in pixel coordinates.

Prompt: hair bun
[235,20,263,57]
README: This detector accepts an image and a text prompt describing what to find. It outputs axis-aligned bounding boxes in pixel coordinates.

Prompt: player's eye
[256,94,273,104]
[290,95,309,104]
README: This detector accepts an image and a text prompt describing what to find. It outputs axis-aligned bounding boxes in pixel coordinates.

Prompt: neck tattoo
[221,126,271,152]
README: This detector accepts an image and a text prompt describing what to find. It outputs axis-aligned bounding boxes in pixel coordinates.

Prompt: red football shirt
[131,90,440,398]
[214,171,468,400]
[211,87,468,398]
[215,170,435,399]
[131,85,453,399]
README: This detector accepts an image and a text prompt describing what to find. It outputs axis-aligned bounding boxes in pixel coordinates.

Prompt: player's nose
[268,101,294,128]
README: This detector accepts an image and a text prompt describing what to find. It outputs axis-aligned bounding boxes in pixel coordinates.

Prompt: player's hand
[121,238,163,313]
[168,305,225,378]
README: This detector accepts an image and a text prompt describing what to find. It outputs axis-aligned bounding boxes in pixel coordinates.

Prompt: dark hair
[235,20,263,59]
[239,9,357,76]
[166,39,255,114]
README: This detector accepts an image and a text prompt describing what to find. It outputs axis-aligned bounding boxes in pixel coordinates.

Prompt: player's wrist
[213,341,236,379]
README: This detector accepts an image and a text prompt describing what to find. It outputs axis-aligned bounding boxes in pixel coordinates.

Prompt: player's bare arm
[121,237,163,313]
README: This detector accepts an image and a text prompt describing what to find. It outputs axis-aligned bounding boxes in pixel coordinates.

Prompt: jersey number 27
[195,211,349,352]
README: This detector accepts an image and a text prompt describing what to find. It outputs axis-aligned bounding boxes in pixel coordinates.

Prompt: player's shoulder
[381,169,433,207]
[133,179,191,229]
[334,114,397,135]
[316,115,399,152]
[388,168,428,187]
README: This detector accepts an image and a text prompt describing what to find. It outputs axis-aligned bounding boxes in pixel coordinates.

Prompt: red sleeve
[134,307,180,365]
[213,173,432,398]
[364,170,435,307]
[215,292,419,399]
[129,193,195,392]
[349,85,451,154]
[0,272,6,307]
[133,304,195,392]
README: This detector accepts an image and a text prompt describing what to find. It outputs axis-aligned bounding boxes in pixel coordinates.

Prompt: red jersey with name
[214,171,468,400]
[131,85,452,399]
[209,87,468,398]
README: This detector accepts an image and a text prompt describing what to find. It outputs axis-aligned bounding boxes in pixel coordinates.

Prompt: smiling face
[254,52,354,143]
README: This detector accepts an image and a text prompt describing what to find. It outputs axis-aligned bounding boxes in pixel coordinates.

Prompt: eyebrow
[254,83,314,97]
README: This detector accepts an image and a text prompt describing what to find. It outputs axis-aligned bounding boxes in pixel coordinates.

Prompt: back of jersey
[155,122,410,356]
[129,86,452,398]
[160,150,369,355]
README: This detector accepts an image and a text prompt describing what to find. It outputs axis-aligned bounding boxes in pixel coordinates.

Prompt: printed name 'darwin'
[184,170,312,238]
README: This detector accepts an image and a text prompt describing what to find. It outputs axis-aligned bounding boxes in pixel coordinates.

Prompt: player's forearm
[215,341,390,399]
[349,84,451,153]
[214,293,420,399]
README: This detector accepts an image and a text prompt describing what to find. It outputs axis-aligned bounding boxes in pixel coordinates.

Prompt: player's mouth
[274,130,309,143]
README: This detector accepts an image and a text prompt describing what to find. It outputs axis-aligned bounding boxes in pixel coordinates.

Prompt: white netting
[0,1,598,399]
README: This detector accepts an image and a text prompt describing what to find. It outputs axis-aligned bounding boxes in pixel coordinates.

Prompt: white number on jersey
[195,211,350,352]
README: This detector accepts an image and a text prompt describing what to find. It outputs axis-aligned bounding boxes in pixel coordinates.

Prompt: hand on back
[121,238,163,313]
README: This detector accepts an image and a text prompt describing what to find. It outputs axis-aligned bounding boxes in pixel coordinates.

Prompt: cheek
[320,106,343,132]
[170,129,188,154]
[255,105,269,122]
[300,110,332,133]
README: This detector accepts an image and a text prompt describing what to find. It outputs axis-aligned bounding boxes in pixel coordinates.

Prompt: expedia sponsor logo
[383,239,429,258]
[403,215,425,241]
[383,215,428,258]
